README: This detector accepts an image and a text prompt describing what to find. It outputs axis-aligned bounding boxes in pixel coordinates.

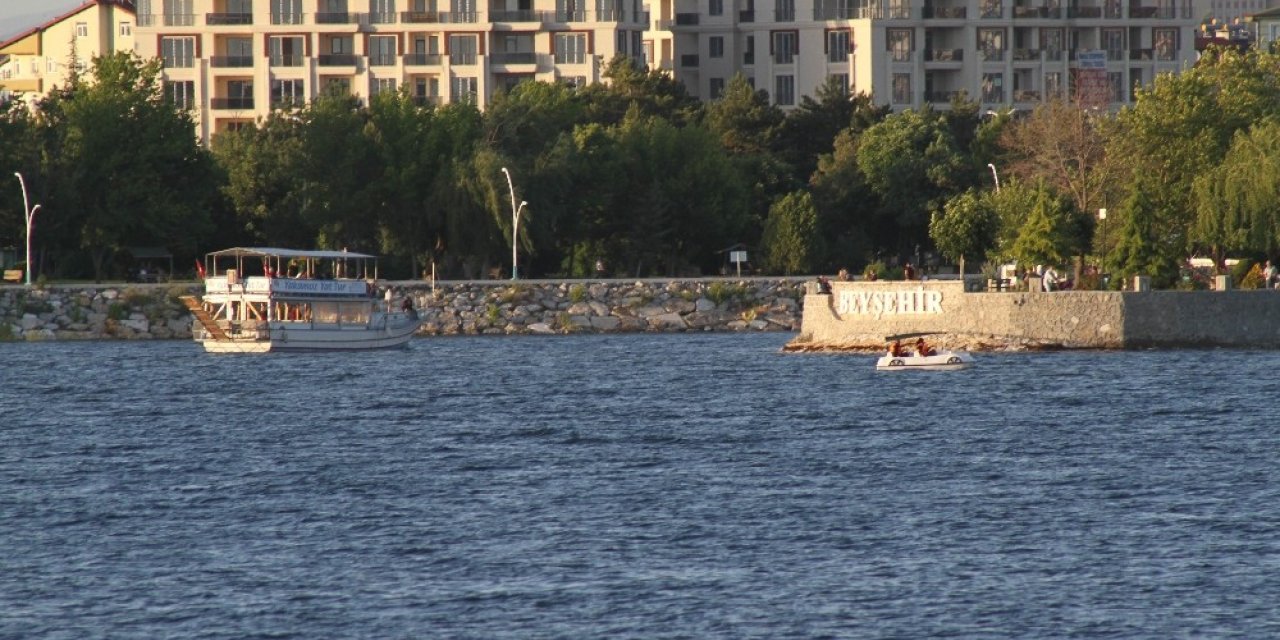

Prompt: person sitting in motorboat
[915,337,934,357]
[889,340,905,357]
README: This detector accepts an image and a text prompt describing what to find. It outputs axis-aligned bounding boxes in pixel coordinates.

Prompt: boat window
[339,302,370,324]
[313,302,340,324]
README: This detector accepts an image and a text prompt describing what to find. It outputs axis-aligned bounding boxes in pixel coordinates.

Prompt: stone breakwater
[0,279,806,342]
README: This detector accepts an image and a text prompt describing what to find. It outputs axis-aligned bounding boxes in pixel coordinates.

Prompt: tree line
[2,47,1279,285]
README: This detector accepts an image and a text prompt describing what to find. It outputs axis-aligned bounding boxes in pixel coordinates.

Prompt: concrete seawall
[0,279,806,342]
[787,280,1280,351]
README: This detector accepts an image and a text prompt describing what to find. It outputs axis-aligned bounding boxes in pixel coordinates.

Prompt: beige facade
[0,1,138,104]
[652,0,1208,112]
[131,0,649,140]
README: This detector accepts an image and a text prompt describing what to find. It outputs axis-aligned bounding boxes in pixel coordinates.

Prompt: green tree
[776,81,887,183]
[211,113,310,247]
[761,191,822,275]
[856,108,968,244]
[43,52,216,280]
[810,129,880,270]
[1191,119,1280,267]
[929,189,999,275]
[1108,181,1180,286]
[1009,185,1074,268]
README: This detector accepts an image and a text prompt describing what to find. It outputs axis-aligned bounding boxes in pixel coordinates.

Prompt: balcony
[369,54,397,66]
[316,12,355,24]
[212,97,254,109]
[815,6,876,18]
[739,10,755,21]
[164,13,196,26]
[981,49,1005,61]
[675,12,699,25]
[1130,48,1153,60]
[680,54,699,67]
[449,53,478,65]
[400,11,478,23]
[926,90,963,102]
[412,95,442,106]
[554,10,586,21]
[887,4,912,17]
[491,10,541,22]
[210,55,255,68]
[404,53,443,66]
[1012,48,1041,61]
[1066,5,1102,17]
[890,50,913,62]
[923,6,967,18]
[491,52,536,65]
[318,54,358,66]
[270,54,305,67]
[162,56,195,68]
[369,11,398,24]
[206,12,252,25]
[1013,89,1041,102]
[271,12,303,24]
[924,48,964,61]
[271,96,306,109]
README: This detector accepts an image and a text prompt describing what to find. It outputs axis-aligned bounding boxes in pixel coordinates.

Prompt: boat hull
[197,316,421,353]
[875,350,974,371]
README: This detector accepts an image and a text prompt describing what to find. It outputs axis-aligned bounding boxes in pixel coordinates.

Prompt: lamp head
[520,201,528,207]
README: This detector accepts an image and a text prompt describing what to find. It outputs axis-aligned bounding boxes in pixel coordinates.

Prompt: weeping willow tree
[1192,119,1280,270]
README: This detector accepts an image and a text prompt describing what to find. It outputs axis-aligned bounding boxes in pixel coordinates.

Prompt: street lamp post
[1098,208,1108,269]
[987,163,1001,193]
[500,167,527,280]
[14,172,42,286]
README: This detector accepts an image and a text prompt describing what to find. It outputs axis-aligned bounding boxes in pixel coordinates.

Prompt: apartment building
[651,0,1207,111]
[0,0,138,104]
[131,0,649,139]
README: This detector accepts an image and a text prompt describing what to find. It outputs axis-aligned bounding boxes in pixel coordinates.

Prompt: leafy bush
[1239,262,1265,289]
[569,283,587,303]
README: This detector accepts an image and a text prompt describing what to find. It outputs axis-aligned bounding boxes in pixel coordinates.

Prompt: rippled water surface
[4,334,1280,638]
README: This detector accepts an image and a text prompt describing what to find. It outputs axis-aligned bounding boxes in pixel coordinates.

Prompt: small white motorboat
[875,333,974,371]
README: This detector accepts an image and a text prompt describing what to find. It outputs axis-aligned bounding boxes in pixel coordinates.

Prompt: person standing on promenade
[904,263,916,280]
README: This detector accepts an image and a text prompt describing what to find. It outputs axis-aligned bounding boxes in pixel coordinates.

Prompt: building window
[76,22,88,37]
[775,0,795,21]
[270,36,305,66]
[161,37,196,68]
[271,78,305,107]
[164,0,195,26]
[744,35,754,65]
[827,29,849,63]
[1102,28,1125,60]
[888,29,911,62]
[136,0,153,26]
[555,33,587,64]
[775,74,794,105]
[370,0,396,23]
[1108,72,1123,102]
[371,77,397,96]
[1153,28,1177,61]
[451,76,478,103]
[449,35,478,65]
[1045,71,1062,96]
[893,73,911,103]
[369,36,397,66]
[981,72,1003,102]
[323,77,351,96]
[165,80,195,109]
[979,28,1005,61]
[772,31,796,64]
[829,73,849,93]
[709,36,724,58]
[119,22,132,36]
[710,0,723,15]
[710,77,725,99]
[272,0,302,24]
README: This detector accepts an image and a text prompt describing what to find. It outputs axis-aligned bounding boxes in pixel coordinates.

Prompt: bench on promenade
[2,269,22,283]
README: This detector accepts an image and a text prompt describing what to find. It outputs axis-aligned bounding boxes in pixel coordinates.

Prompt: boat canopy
[205,247,377,260]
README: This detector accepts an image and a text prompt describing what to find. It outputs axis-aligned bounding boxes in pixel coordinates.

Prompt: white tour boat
[182,247,421,353]
[875,333,974,371]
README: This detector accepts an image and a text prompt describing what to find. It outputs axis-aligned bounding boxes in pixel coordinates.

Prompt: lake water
[3,334,1280,638]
